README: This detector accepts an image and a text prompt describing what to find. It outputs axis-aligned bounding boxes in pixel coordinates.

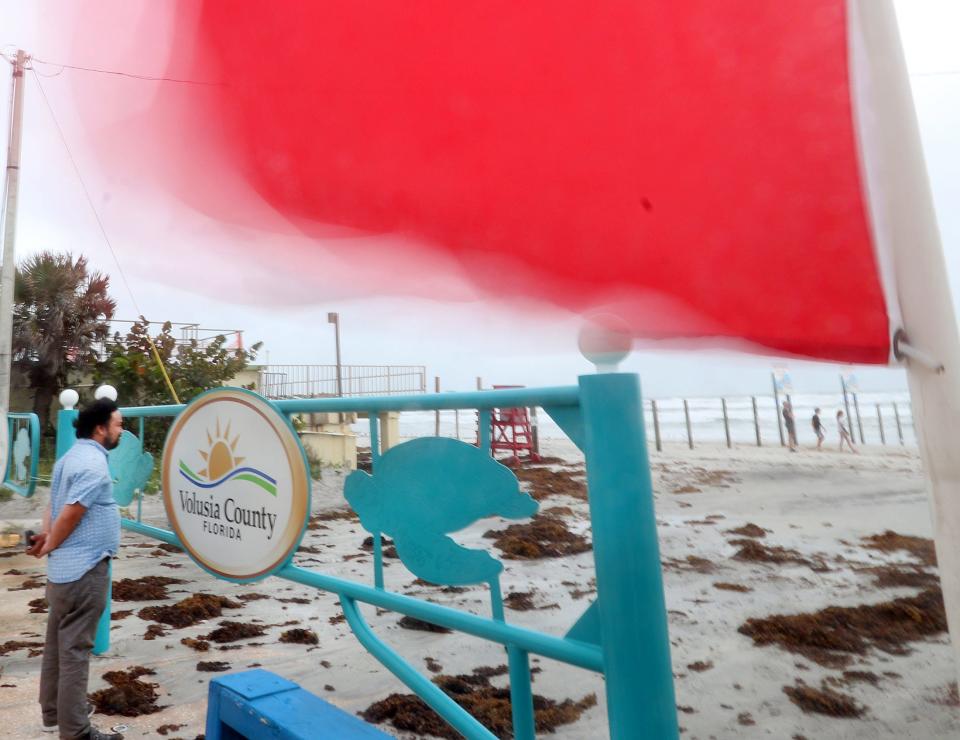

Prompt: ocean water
[353,391,916,448]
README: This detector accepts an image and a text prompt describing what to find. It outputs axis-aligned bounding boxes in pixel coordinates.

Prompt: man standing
[782,399,798,452]
[27,400,124,740]
[811,407,826,451]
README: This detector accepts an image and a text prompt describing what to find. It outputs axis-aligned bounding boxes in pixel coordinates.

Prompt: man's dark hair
[75,399,119,439]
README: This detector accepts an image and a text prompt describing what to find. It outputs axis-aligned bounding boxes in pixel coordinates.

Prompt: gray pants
[39,558,109,739]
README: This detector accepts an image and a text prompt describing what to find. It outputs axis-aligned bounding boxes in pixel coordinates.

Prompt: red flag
[86,1,897,363]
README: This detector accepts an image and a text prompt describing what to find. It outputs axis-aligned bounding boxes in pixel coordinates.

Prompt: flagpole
[850,0,960,675]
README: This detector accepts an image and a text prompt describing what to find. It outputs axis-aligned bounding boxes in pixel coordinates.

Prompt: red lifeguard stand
[486,385,541,464]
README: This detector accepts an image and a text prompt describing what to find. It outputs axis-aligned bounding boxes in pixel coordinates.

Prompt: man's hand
[26,532,48,558]
[38,502,87,557]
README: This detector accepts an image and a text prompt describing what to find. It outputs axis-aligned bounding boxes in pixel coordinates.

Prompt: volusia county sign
[162,388,311,582]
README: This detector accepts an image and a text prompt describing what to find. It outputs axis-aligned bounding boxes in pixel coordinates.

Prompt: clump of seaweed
[739,588,947,668]
[928,681,959,707]
[862,531,937,566]
[155,724,185,736]
[197,661,231,672]
[713,582,751,593]
[472,665,509,678]
[782,680,866,718]
[180,637,210,652]
[361,536,399,559]
[201,621,266,644]
[726,523,768,538]
[0,640,43,656]
[90,667,164,717]
[279,628,319,645]
[398,616,452,634]
[730,539,812,566]
[838,671,881,687]
[484,515,591,559]
[858,565,939,590]
[504,592,536,611]
[513,467,587,502]
[663,555,717,574]
[362,670,596,739]
[113,576,185,601]
[143,624,167,640]
[139,594,242,629]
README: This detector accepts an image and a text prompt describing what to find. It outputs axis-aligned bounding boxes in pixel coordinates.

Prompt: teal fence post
[93,561,112,655]
[56,406,113,655]
[579,373,678,739]
[55,408,78,459]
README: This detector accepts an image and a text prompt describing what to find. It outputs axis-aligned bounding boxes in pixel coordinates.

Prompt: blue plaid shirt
[47,439,120,583]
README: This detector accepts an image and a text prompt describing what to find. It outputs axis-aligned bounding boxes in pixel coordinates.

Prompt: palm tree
[13,252,116,431]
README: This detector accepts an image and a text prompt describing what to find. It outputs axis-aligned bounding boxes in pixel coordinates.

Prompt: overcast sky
[1,1,958,398]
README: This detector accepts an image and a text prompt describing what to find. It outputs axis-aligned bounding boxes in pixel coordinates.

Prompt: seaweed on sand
[279,628,319,645]
[90,666,164,717]
[739,588,947,668]
[484,515,591,560]
[782,680,866,718]
[362,670,597,739]
[200,621,266,643]
[139,594,242,629]
[113,576,186,601]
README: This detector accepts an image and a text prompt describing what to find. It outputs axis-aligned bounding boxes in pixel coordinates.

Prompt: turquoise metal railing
[54,374,678,739]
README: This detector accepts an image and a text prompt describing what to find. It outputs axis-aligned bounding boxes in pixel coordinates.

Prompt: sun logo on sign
[198,419,243,480]
[178,418,278,496]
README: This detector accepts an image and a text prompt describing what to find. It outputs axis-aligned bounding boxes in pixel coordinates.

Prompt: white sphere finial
[94,384,118,402]
[59,389,80,410]
[578,313,633,373]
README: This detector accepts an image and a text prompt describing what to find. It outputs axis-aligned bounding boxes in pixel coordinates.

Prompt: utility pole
[327,312,342,396]
[0,50,27,418]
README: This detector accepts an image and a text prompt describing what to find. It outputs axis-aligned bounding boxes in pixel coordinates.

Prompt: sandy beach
[0,439,956,739]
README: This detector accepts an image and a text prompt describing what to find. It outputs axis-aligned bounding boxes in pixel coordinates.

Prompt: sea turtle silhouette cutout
[345,437,538,586]
[11,426,30,482]
[109,430,155,507]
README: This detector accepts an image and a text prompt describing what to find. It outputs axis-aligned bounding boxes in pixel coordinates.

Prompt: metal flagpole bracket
[893,329,945,374]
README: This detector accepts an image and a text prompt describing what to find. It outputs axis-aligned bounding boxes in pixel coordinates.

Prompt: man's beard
[105,436,120,451]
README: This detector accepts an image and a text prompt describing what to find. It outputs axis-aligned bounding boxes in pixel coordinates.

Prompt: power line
[12,42,960,83]
[29,68,143,314]
[30,57,220,86]
[29,67,183,403]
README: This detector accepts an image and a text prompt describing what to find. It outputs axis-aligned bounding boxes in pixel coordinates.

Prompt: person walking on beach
[782,399,798,451]
[811,408,826,451]
[27,400,125,740]
[837,409,858,453]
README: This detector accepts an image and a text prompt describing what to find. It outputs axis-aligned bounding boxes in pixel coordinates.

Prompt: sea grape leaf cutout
[109,430,155,506]
[345,438,538,586]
